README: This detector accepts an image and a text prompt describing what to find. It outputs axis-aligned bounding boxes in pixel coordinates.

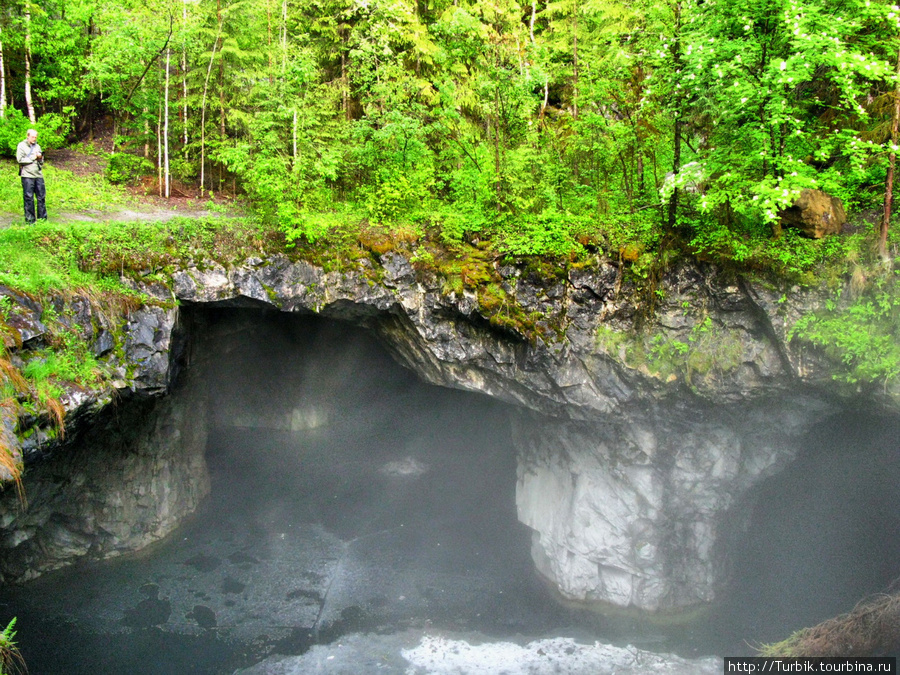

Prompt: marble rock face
[0,253,889,611]
[512,406,806,611]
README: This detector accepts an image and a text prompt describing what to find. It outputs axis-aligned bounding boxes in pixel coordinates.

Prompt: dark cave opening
[3,306,899,673]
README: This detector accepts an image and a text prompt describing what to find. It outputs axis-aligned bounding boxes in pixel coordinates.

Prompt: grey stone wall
[0,252,894,610]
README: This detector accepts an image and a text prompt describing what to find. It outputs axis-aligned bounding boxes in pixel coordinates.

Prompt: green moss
[263,283,279,304]
[443,276,464,296]
[478,283,507,313]
[597,317,747,386]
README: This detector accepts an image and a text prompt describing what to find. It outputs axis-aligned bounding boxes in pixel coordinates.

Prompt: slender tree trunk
[267,0,273,84]
[530,0,548,118]
[200,19,223,194]
[637,152,644,199]
[667,0,683,230]
[292,108,297,165]
[619,152,632,206]
[0,35,6,119]
[24,5,35,123]
[571,0,580,182]
[219,63,225,138]
[182,0,189,149]
[341,48,349,121]
[515,37,524,76]
[217,0,226,192]
[281,0,288,75]
[164,47,172,199]
[144,108,150,158]
[881,47,900,259]
[157,102,163,197]
[494,89,502,215]
[572,0,578,123]
[529,0,536,46]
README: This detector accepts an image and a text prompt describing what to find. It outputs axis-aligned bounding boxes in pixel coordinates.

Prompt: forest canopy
[0,0,899,259]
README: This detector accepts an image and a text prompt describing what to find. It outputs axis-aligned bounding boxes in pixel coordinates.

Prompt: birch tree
[23,1,35,123]
[0,31,6,120]
[164,45,171,198]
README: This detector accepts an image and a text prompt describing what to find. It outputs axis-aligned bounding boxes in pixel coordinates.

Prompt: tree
[679,0,894,231]
[0,30,6,119]
[23,1,34,123]
[881,37,900,258]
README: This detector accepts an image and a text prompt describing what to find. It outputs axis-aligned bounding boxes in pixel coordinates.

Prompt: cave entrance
[2,306,594,675]
[190,305,561,639]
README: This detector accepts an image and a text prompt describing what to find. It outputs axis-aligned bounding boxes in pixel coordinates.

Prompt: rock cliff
[0,252,894,611]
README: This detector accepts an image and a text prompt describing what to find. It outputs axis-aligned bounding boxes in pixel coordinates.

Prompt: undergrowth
[0,217,278,293]
[0,159,132,217]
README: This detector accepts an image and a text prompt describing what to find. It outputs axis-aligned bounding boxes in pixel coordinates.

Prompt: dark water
[1,310,899,673]
[0,312,613,674]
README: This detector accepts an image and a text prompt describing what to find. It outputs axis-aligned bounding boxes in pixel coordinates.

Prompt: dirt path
[0,204,241,229]
[2,146,244,228]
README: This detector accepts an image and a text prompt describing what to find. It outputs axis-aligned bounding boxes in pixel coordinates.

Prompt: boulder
[778,189,846,238]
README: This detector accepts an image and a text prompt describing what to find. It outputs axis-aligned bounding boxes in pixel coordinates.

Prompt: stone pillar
[513,408,795,613]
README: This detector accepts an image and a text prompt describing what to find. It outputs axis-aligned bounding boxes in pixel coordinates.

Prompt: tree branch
[123,15,174,110]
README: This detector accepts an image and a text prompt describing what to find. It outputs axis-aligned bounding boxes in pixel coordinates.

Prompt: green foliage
[0,108,71,157]
[0,216,276,294]
[23,346,94,386]
[0,160,132,217]
[0,617,24,675]
[349,113,436,224]
[0,109,31,157]
[2,0,895,276]
[789,270,900,386]
[21,330,103,415]
[282,208,362,247]
[676,0,895,227]
[105,153,154,185]
[497,211,584,257]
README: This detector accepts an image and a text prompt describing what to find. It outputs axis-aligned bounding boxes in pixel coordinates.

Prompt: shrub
[170,157,197,182]
[0,110,31,157]
[105,153,154,185]
[0,109,70,157]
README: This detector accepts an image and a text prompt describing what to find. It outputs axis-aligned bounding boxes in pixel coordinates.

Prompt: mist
[711,410,900,650]
[2,307,898,672]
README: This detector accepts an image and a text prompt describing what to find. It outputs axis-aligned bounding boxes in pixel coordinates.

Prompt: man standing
[16,129,46,224]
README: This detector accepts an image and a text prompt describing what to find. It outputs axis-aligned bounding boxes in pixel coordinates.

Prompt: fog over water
[1,309,898,673]
[710,410,900,650]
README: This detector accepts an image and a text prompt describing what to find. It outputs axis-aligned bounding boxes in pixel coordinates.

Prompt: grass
[0,216,279,294]
[1,159,133,217]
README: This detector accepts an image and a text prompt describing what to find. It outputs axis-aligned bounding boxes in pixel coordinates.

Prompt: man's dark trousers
[22,177,47,223]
